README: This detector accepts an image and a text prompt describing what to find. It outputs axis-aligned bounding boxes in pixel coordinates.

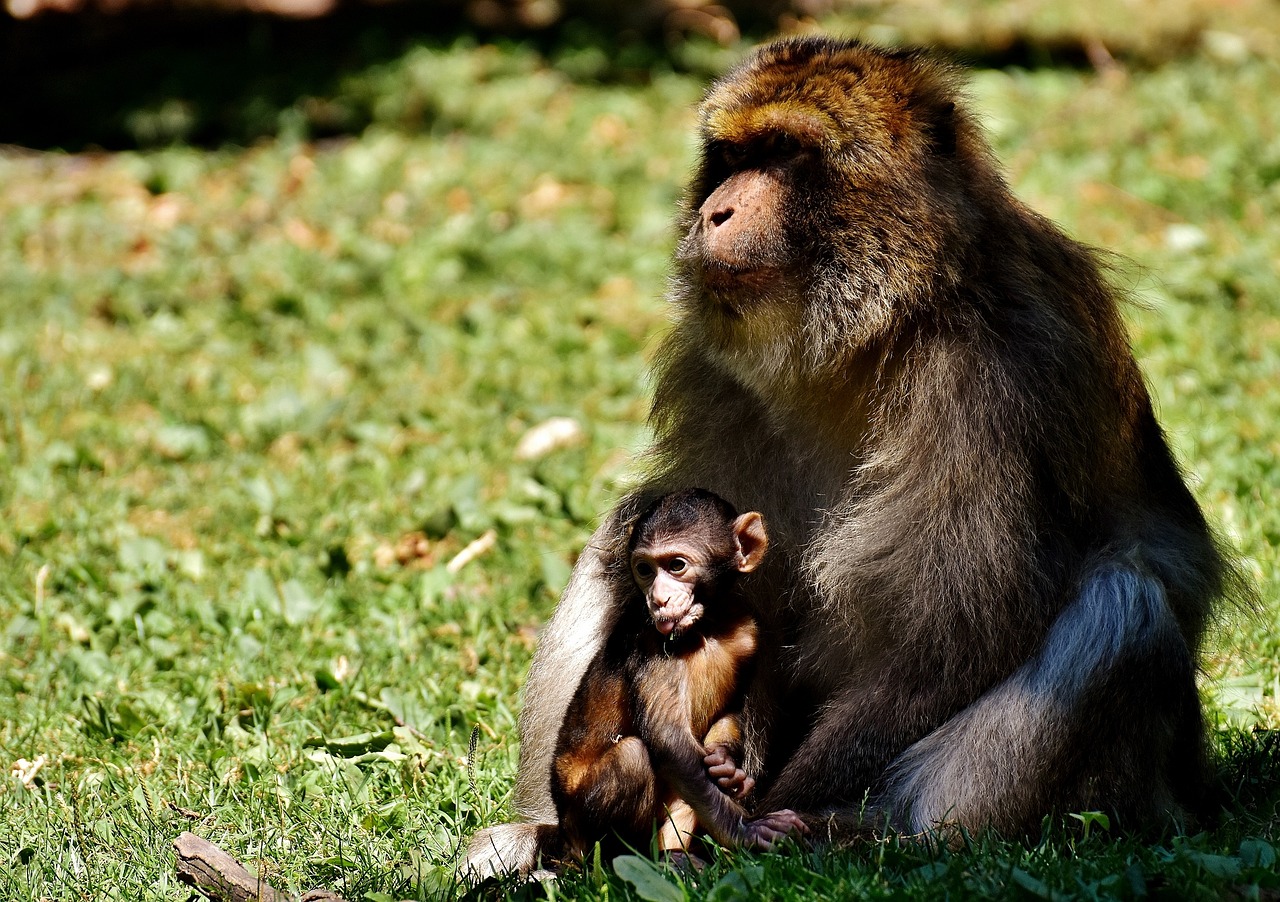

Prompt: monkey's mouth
[701,262,775,295]
[655,617,680,636]
[655,606,703,636]
[702,262,752,289]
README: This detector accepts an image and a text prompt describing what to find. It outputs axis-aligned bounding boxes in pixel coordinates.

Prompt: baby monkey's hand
[704,743,754,799]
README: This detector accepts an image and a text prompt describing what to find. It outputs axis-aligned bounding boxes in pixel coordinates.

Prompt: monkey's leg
[876,564,1200,835]
[657,799,698,852]
[703,714,754,799]
[566,736,660,834]
[768,564,1199,837]
[464,515,639,881]
[702,713,743,751]
[463,823,560,882]
[639,692,806,850]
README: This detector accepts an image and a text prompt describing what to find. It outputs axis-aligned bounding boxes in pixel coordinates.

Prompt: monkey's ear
[732,512,769,573]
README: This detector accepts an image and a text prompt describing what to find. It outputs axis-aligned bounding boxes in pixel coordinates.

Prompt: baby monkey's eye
[668,558,688,574]
[634,561,655,580]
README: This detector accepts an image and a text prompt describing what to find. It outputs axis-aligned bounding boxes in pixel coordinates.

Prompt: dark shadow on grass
[938,31,1202,73]
[0,4,1206,152]
[0,3,706,151]
[0,3,474,151]
[1216,727,1280,830]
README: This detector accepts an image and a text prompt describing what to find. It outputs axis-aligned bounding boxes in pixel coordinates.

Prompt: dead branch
[173,832,347,902]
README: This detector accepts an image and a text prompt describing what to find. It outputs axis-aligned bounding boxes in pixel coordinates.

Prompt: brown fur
[544,490,804,865]
[464,38,1238,879]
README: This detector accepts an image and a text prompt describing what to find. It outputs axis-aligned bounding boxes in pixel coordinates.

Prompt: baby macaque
[546,488,806,864]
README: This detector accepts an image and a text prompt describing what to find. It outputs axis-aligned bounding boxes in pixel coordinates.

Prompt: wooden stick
[173,832,347,902]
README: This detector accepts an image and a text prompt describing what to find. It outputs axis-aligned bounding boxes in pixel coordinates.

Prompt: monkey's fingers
[706,759,737,779]
[712,769,754,797]
[705,747,752,795]
[706,760,735,778]
[740,809,810,850]
[754,810,810,836]
[741,821,796,849]
[703,746,733,768]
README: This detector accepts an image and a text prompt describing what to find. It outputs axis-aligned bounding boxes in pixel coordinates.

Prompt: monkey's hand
[740,810,809,850]
[704,744,754,798]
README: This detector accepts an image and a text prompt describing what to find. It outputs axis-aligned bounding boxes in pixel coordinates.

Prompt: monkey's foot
[662,848,707,872]
[742,809,809,850]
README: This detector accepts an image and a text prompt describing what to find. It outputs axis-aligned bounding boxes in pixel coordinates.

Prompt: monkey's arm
[463,512,641,880]
[764,335,1055,814]
[508,507,645,824]
[761,658,975,814]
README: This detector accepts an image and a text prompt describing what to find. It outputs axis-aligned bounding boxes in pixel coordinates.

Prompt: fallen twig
[173,832,347,902]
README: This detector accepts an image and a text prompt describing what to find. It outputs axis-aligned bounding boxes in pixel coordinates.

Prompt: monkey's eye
[708,140,746,171]
[769,133,801,159]
[634,561,655,580]
[668,558,688,574]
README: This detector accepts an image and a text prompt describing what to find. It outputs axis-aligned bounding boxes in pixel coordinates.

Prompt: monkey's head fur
[627,489,744,592]
[674,38,1005,397]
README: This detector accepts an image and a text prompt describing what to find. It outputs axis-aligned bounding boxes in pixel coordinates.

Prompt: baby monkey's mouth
[654,606,704,638]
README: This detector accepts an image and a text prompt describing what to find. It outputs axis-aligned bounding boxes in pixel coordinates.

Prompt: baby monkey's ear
[731,512,769,573]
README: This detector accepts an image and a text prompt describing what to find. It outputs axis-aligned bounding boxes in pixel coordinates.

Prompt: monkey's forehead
[700,37,957,153]
[635,532,717,557]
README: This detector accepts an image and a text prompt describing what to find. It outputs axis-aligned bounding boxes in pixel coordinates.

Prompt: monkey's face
[674,129,811,381]
[674,38,983,387]
[629,507,768,638]
[631,548,709,638]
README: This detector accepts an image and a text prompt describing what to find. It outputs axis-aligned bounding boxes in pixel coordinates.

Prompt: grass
[1,3,1278,899]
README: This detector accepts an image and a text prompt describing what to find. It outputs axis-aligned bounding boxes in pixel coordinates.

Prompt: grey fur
[513,516,628,824]
[462,823,549,883]
[878,564,1186,834]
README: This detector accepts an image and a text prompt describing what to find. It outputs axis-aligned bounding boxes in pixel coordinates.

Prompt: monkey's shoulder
[707,613,759,661]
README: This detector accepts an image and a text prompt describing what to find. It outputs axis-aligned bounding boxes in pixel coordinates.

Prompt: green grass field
[2,2,1279,898]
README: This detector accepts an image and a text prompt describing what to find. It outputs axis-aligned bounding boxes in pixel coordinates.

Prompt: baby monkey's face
[630,509,768,639]
[631,540,713,637]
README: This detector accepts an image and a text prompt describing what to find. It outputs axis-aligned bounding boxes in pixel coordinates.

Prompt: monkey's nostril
[709,207,734,227]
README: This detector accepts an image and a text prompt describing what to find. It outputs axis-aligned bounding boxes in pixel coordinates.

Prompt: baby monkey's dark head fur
[628,488,768,639]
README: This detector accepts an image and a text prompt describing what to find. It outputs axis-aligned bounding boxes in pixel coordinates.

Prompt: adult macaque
[538,489,804,865]
[466,37,1234,878]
